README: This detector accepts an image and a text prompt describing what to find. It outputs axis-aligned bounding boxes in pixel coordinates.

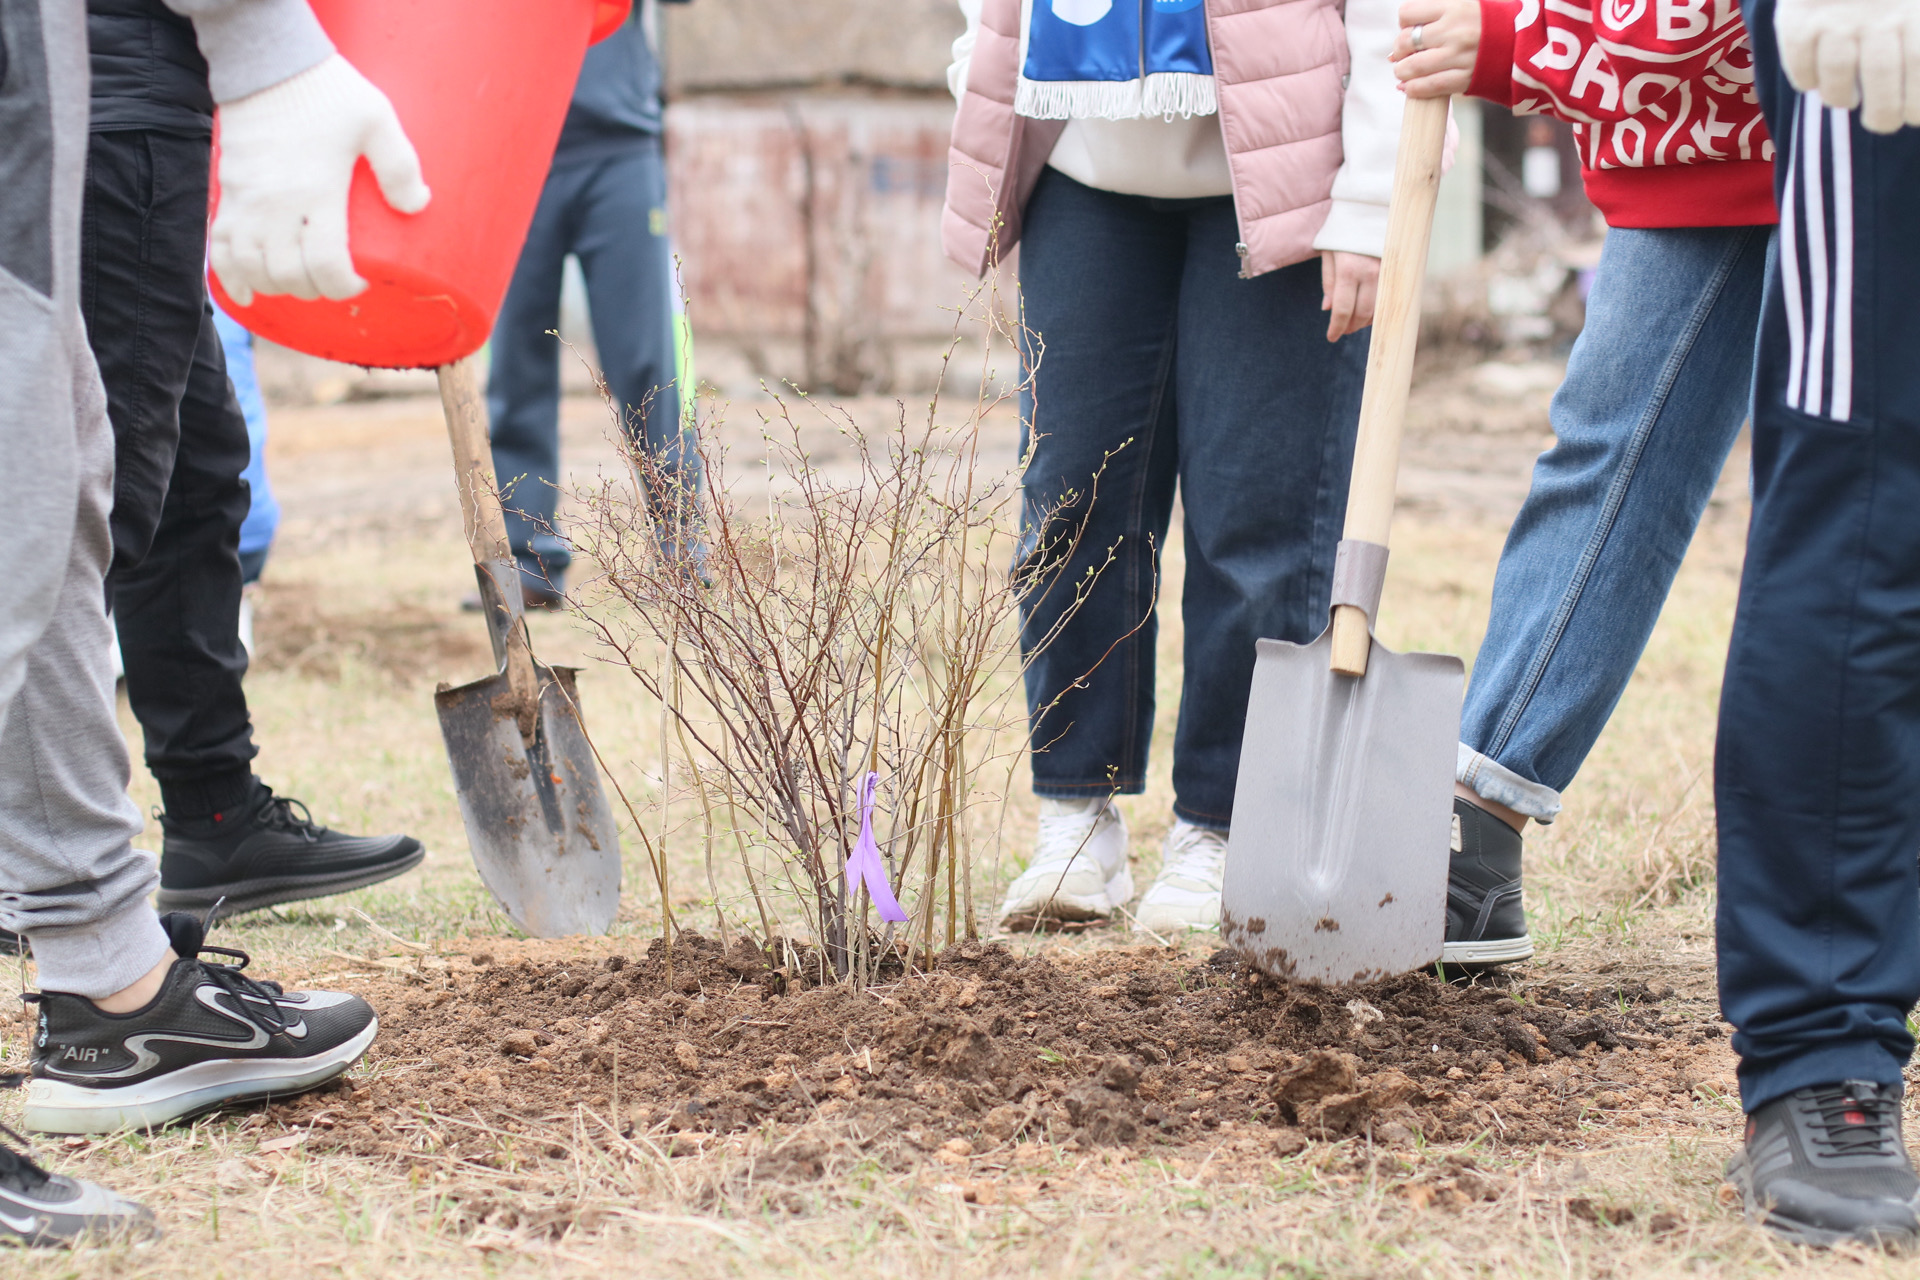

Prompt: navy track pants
[1719,0,1920,1110]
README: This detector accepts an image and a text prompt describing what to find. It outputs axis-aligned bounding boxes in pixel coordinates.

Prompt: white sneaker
[998,798,1132,924]
[1134,818,1228,934]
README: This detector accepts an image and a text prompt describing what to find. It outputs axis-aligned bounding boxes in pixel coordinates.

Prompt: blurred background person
[478,0,701,611]
[213,300,278,654]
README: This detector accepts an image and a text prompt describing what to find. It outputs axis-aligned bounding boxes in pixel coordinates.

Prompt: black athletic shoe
[1441,796,1533,965]
[0,1129,156,1246]
[155,783,423,915]
[1728,1081,1920,1249]
[22,911,377,1134]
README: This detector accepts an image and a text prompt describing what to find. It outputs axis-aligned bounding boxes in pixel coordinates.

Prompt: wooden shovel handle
[1329,93,1451,677]
[440,356,514,569]
[439,357,541,734]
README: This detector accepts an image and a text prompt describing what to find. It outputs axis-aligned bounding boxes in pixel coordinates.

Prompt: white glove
[1775,0,1920,134]
[210,53,432,306]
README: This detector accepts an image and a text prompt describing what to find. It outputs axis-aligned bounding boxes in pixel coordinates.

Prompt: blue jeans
[211,304,277,585]
[486,136,696,594]
[1016,168,1367,829]
[1458,224,1771,822]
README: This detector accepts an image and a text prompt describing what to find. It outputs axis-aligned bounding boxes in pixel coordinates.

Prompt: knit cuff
[158,768,257,820]
[1469,0,1521,106]
[184,0,335,103]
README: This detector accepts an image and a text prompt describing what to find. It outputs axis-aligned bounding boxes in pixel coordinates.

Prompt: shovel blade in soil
[1221,628,1462,986]
[435,663,621,938]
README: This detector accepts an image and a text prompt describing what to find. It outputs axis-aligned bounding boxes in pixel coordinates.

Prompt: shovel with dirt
[432,356,621,938]
[1219,95,1463,985]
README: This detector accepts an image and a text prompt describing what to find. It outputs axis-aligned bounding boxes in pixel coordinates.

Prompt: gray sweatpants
[0,0,169,998]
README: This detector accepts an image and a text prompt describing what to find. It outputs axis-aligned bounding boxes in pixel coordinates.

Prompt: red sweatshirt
[1470,0,1777,228]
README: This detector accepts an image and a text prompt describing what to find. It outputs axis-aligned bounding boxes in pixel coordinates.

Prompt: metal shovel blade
[435,661,621,938]
[1220,628,1463,986]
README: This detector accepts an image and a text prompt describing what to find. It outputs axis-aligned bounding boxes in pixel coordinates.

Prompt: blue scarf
[1017,0,1216,121]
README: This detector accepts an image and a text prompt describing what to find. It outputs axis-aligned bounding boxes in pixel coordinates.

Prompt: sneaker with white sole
[1134,818,1228,934]
[22,911,377,1135]
[0,1128,156,1246]
[1441,797,1533,966]
[999,798,1132,925]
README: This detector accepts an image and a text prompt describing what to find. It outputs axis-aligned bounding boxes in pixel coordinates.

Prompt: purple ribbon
[845,771,908,923]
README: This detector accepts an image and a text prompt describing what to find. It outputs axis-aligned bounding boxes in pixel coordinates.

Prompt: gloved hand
[210,53,432,306]
[1775,0,1920,134]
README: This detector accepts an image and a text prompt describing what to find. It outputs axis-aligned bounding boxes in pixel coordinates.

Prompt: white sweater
[949,0,1402,258]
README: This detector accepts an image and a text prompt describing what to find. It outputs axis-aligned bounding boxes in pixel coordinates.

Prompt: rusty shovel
[1219,96,1464,985]
[433,356,620,937]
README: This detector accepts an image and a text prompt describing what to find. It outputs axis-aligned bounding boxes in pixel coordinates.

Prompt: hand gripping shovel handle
[1329,94,1452,678]
[438,356,541,739]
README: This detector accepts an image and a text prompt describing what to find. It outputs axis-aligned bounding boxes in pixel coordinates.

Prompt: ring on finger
[1410,22,1426,50]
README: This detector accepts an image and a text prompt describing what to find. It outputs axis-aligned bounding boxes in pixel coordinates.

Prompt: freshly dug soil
[282,935,1735,1173]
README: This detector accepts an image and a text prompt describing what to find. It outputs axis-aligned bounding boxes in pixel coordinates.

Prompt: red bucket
[210,0,630,369]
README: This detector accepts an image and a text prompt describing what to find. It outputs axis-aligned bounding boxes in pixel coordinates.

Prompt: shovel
[432,356,622,937]
[1219,95,1463,985]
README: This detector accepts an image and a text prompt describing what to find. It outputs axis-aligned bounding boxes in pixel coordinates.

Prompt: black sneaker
[0,1127,156,1246]
[1728,1081,1920,1248]
[22,912,377,1134]
[1441,796,1533,965]
[155,782,423,915]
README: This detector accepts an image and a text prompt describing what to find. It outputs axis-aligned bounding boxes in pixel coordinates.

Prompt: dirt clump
[285,936,1731,1179]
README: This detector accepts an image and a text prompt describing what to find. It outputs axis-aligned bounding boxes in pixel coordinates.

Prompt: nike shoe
[1727,1080,1920,1248]
[0,1129,156,1246]
[156,782,423,915]
[998,798,1132,926]
[1441,796,1533,965]
[1134,818,1228,934]
[23,912,377,1134]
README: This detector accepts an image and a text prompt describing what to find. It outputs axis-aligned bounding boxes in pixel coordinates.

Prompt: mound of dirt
[282,936,1733,1177]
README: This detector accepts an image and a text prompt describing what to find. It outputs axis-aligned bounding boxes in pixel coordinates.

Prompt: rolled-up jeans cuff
[26,900,172,1001]
[1457,744,1563,824]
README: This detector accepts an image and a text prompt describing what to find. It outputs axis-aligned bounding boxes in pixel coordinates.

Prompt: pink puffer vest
[942,0,1351,279]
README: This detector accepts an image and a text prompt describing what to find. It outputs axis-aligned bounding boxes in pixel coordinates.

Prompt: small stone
[981,1105,1028,1143]
[1270,1128,1308,1157]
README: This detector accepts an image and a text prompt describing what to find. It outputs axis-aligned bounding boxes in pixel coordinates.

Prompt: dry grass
[9,365,1905,1279]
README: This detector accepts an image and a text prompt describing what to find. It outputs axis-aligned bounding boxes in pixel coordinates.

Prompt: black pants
[80,128,256,813]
